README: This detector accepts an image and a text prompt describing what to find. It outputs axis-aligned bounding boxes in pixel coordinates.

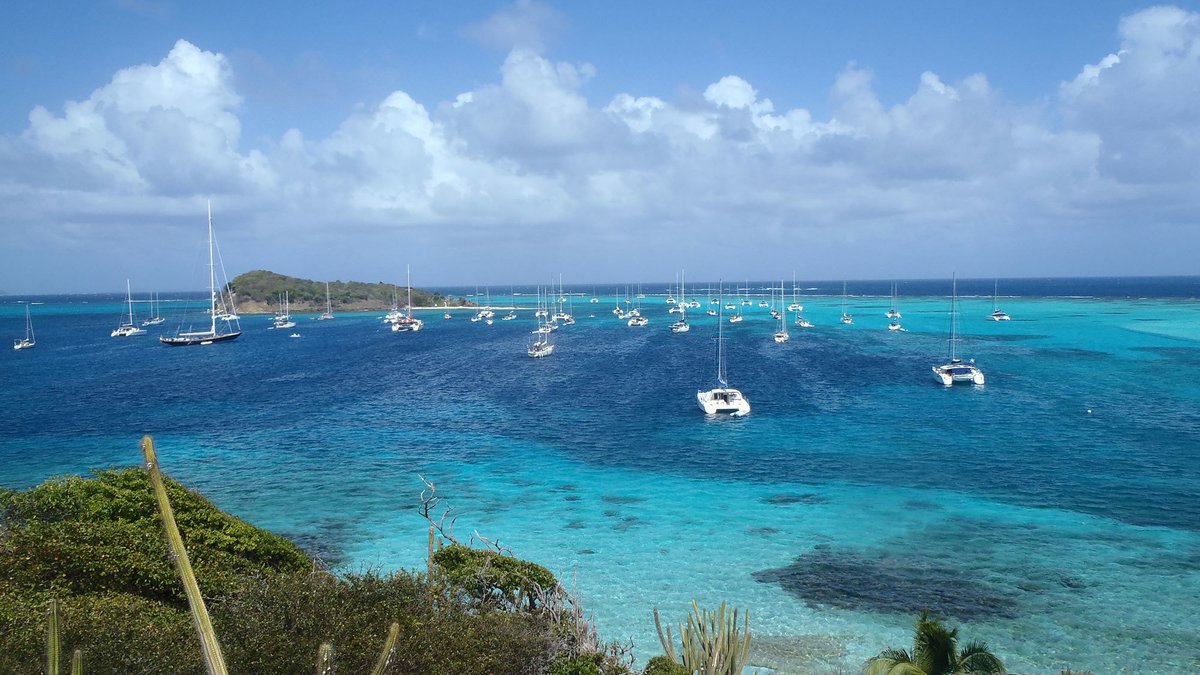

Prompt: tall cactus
[315,642,334,674]
[654,601,752,675]
[369,622,400,675]
[141,435,228,675]
[46,598,60,675]
[70,649,83,675]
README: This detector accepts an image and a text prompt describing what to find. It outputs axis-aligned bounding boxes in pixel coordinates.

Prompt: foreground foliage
[0,449,613,674]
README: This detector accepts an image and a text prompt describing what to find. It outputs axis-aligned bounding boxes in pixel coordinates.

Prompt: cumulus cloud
[3,6,1200,292]
[16,39,273,197]
[1060,5,1200,183]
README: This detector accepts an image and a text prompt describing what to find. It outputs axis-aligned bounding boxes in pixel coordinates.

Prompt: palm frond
[866,648,927,675]
[913,612,958,675]
[956,640,1004,674]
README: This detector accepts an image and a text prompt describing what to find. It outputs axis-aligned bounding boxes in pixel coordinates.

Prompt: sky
[2,1,1200,293]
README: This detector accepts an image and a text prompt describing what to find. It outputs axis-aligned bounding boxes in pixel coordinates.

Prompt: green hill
[228,270,468,314]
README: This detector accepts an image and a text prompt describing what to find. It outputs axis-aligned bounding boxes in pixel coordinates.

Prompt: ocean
[2,278,1199,673]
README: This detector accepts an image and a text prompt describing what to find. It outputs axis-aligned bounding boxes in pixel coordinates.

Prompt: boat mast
[949,274,959,361]
[717,281,727,387]
[207,201,217,335]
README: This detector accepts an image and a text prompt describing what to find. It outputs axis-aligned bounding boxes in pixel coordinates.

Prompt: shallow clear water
[3,280,1199,673]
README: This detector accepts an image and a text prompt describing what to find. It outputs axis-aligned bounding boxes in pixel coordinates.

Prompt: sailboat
[729,284,744,323]
[839,282,853,325]
[886,282,902,319]
[670,270,690,333]
[142,291,165,326]
[697,283,750,416]
[273,292,296,329]
[392,265,423,332]
[160,202,242,346]
[887,282,905,331]
[990,280,1011,321]
[13,305,35,350]
[112,279,147,337]
[933,275,985,385]
[528,287,554,357]
[787,272,803,312]
[316,282,335,320]
[773,279,789,343]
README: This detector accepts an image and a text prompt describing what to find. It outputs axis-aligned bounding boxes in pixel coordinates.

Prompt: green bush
[643,655,690,675]
[433,543,558,609]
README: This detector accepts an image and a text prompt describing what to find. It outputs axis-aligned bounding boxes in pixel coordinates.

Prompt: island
[228,270,471,315]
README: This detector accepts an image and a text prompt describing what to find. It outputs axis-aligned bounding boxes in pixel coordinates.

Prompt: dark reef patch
[748,526,781,537]
[602,495,646,505]
[762,493,830,506]
[752,546,1020,622]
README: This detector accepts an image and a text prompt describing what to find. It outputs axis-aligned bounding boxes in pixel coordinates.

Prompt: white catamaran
[933,275,985,385]
[316,281,335,320]
[697,283,750,416]
[391,265,423,332]
[160,202,242,346]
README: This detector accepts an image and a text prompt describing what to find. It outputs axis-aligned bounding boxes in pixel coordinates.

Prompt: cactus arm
[46,598,60,675]
[369,622,400,675]
[141,435,228,675]
[70,649,83,675]
[315,642,333,674]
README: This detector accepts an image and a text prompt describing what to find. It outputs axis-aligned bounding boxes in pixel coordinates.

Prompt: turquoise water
[3,281,1199,673]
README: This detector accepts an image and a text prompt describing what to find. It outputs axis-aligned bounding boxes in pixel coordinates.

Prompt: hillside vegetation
[229,270,469,313]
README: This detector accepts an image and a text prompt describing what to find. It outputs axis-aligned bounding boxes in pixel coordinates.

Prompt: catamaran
[13,305,35,350]
[933,275,985,385]
[840,282,853,325]
[697,283,750,416]
[392,265,423,332]
[160,202,242,346]
[112,279,147,337]
[990,280,1011,321]
[886,282,902,319]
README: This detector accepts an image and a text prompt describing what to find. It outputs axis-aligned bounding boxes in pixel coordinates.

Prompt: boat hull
[160,331,241,347]
[932,364,985,386]
[697,388,751,416]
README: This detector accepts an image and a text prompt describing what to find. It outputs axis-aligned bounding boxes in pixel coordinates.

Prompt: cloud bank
[2,6,1199,291]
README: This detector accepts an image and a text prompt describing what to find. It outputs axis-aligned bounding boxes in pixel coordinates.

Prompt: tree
[864,610,1004,675]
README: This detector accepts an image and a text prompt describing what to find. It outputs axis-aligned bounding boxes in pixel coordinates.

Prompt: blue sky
[2,1,1199,293]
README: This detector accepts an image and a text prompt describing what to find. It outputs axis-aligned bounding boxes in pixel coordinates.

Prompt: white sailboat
[773,279,789,343]
[887,281,905,331]
[787,272,803,312]
[670,270,690,333]
[316,281,335,320]
[886,282,902,319]
[697,283,750,416]
[112,279,147,337]
[160,201,242,346]
[933,275,985,386]
[392,265,423,332]
[990,280,1011,321]
[273,292,296,329]
[13,305,35,350]
[142,291,165,326]
[528,287,554,357]
[840,282,853,325]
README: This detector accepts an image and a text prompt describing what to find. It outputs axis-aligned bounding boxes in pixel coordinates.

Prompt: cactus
[70,649,83,675]
[141,435,229,675]
[653,601,751,675]
[369,622,400,675]
[315,642,334,674]
[46,598,60,675]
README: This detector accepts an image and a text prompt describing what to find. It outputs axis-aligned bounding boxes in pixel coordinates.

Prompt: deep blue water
[3,278,1199,673]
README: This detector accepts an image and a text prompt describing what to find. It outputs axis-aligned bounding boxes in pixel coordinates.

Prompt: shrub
[643,655,691,675]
